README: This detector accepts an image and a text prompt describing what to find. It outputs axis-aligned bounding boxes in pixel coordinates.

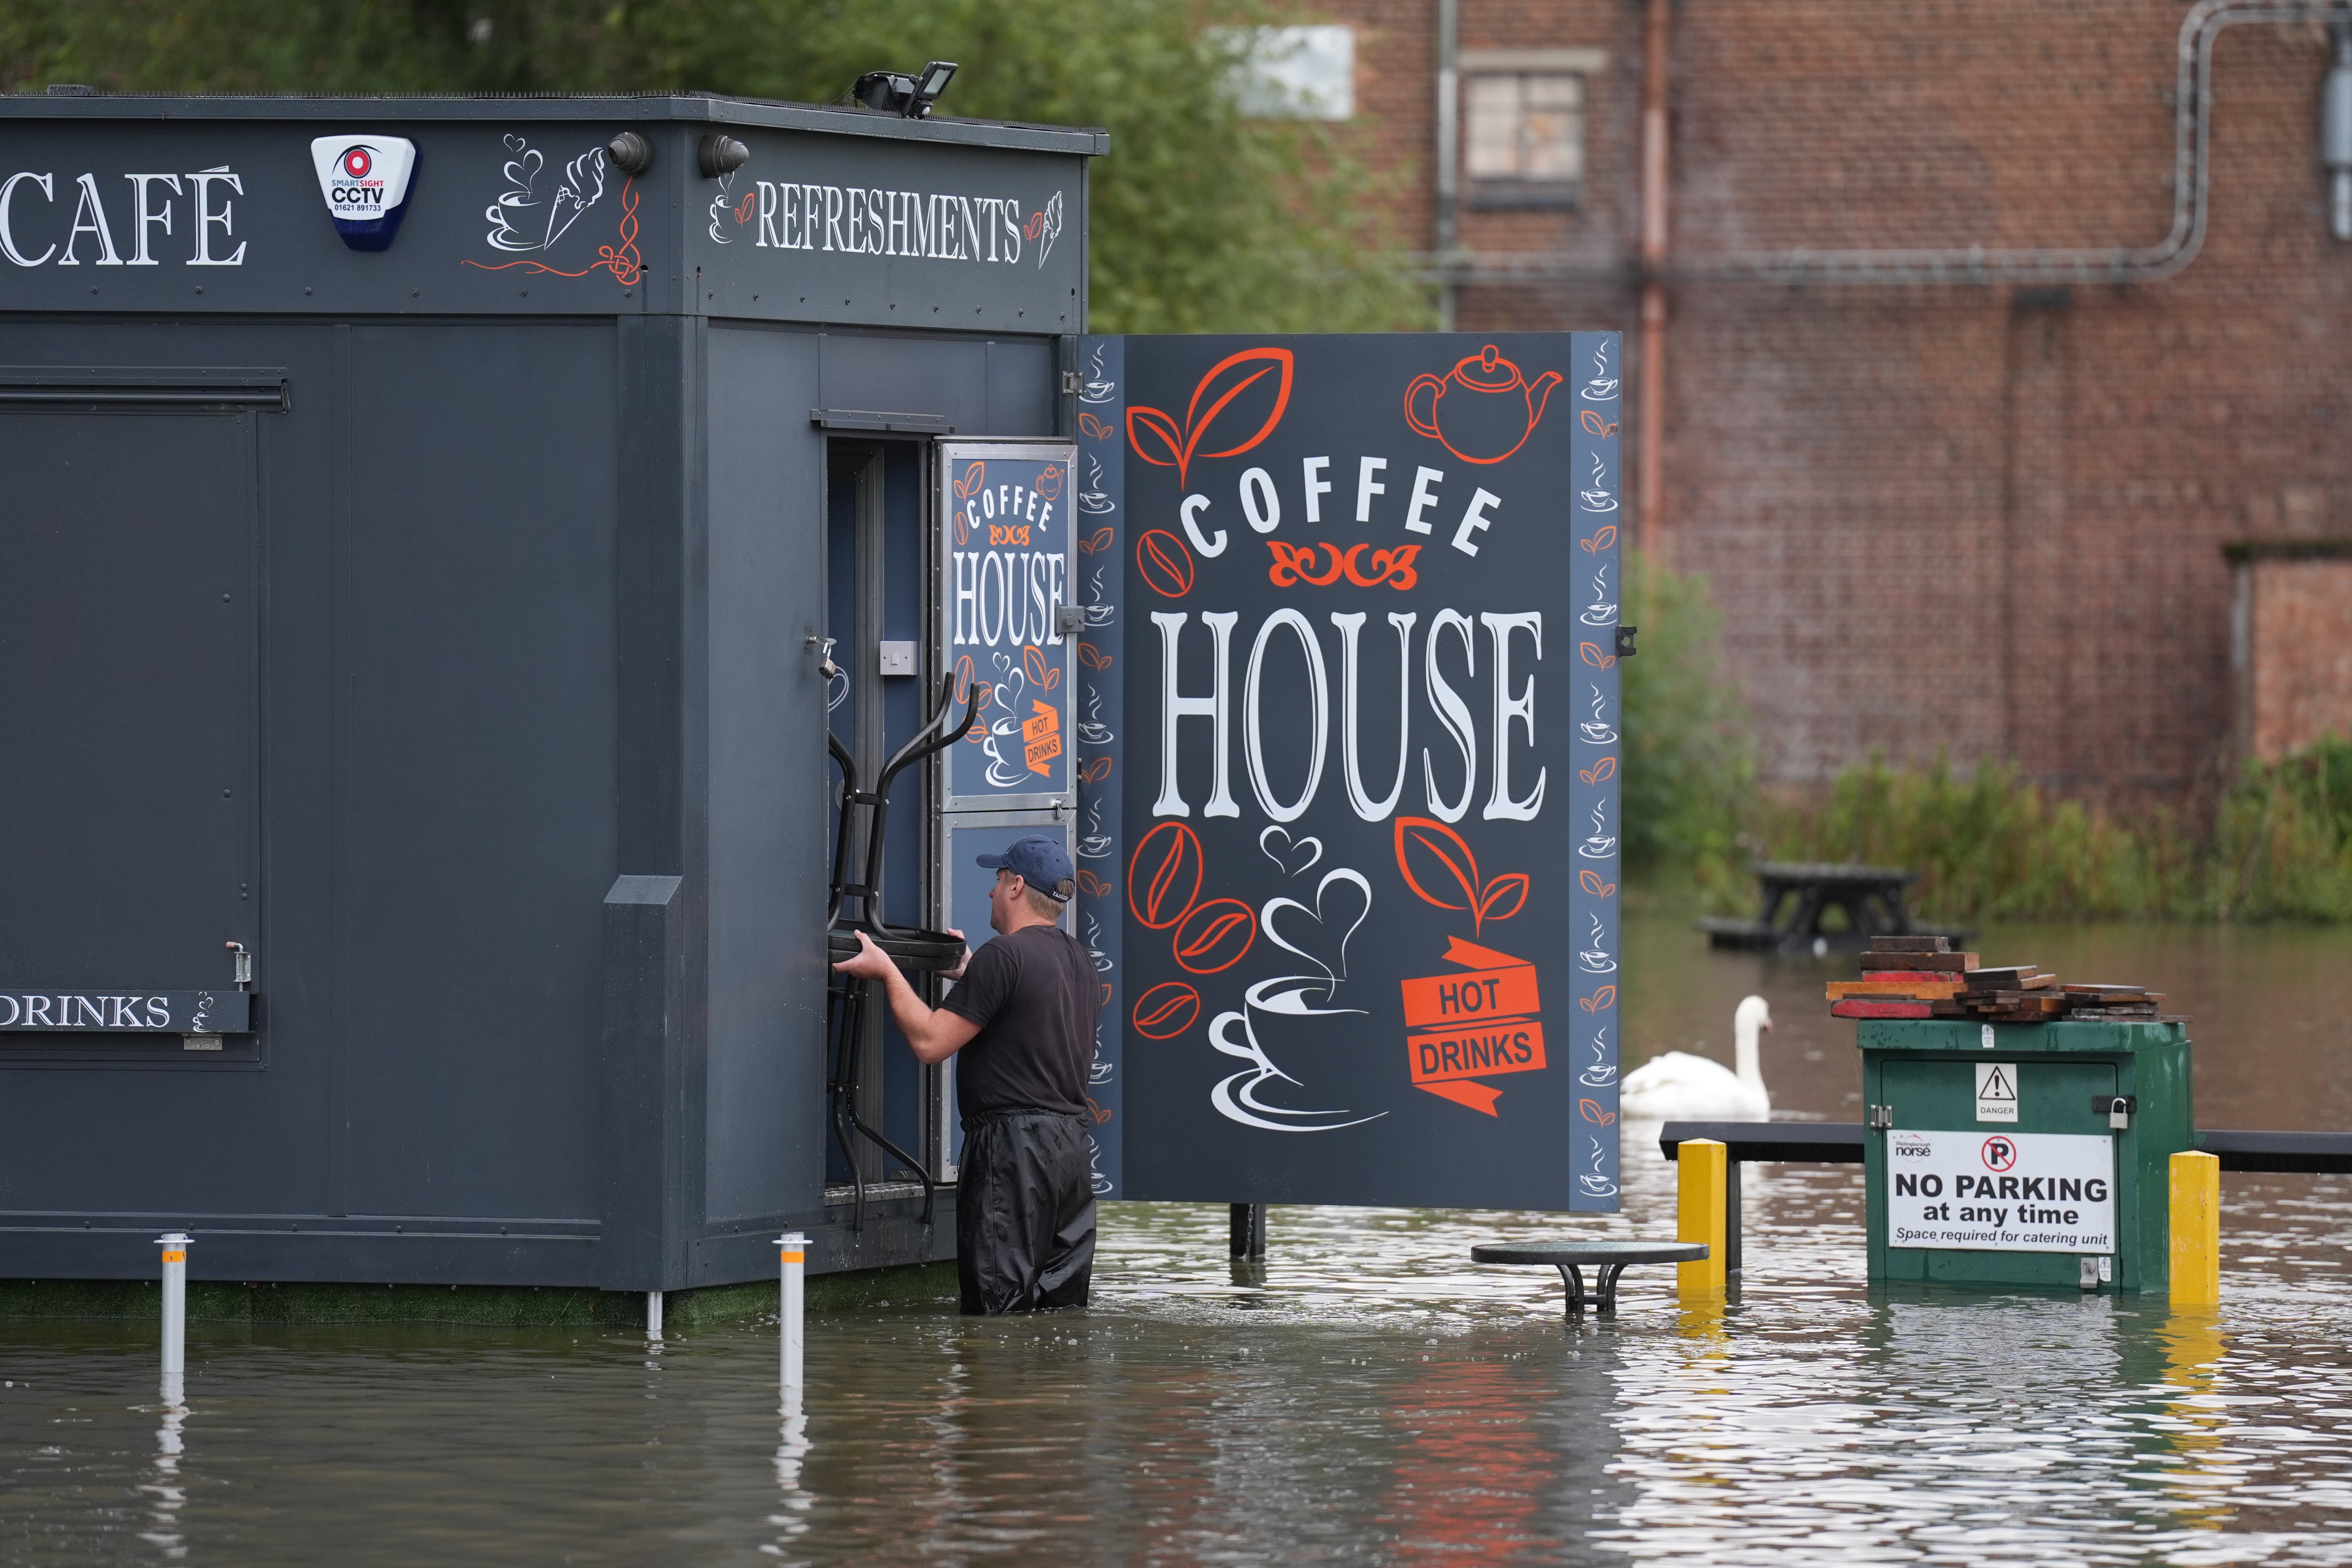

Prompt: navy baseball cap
[975,835,1075,899]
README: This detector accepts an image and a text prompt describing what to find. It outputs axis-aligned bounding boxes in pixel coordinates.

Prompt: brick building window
[1458,50,1604,210]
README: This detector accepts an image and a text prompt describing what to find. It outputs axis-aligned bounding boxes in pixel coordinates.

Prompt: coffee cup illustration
[1403,344,1563,465]
[1206,976,1383,1133]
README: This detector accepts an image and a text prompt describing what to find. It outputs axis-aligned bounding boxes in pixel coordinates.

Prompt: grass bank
[1621,553,2352,924]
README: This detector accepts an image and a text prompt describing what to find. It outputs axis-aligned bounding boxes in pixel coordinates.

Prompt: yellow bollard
[1677,1138,1727,1296]
[2170,1150,2220,1306]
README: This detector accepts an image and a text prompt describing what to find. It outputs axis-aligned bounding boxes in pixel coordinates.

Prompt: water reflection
[136,1398,187,1558]
[771,1389,815,1560]
[2152,1310,2233,1534]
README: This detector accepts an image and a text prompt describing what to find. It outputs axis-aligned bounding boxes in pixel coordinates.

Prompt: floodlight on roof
[851,60,959,119]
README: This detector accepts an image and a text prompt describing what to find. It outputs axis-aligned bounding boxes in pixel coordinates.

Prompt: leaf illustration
[1183,348,1293,464]
[1579,410,1619,437]
[1124,347,1293,486]
[1394,816,1481,915]
[1126,406,1187,475]
[1579,642,1616,671]
[1579,1098,1617,1127]
[1579,755,1618,785]
[1078,410,1116,443]
[1081,755,1113,784]
[1076,869,1114,899]
[1080,524,1115,555]
[1023,645,1050,687]
[1076,641,1113,671]
[1579,524,1618,555]
[1477,874,1530,928]
[1578,985,1617,1013]
[1578,868,1618,898]
[954,461,984,500]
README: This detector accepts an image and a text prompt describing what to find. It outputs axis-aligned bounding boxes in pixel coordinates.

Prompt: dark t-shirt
[940,922,1097,1124]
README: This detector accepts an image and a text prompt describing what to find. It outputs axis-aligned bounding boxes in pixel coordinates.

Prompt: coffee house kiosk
[0,87,1098,1297]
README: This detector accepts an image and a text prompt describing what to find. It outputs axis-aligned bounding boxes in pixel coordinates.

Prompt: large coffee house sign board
[1072,332,1625,1211]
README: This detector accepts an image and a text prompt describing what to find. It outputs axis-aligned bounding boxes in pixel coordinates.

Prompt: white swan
[1621,995,1773,1122]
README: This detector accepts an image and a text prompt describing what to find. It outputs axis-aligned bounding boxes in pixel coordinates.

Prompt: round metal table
[1471,1241,1708,1316]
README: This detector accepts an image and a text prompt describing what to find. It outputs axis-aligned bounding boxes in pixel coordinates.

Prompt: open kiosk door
[935,440,1082,1170]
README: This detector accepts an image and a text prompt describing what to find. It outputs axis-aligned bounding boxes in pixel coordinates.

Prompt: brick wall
[1308,0,2352,795]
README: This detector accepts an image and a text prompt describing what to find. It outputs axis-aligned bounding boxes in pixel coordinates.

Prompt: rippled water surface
[3,917,2348,1565]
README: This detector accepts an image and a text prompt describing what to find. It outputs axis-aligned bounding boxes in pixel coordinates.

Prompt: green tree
[0,0,1433,333]
[1617,550,1755,897]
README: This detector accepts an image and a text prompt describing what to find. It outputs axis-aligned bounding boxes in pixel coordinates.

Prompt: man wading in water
[832,835,1098,1314]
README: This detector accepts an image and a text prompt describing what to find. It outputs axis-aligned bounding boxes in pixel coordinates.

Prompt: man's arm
[832,931,981,1064]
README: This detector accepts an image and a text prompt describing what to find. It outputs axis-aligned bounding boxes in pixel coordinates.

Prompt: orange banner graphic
[1398,936,1547,1118]
[1022,699,1062,774]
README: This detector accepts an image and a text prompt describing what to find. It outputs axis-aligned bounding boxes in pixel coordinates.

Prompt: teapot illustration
[1403,344,1565,465]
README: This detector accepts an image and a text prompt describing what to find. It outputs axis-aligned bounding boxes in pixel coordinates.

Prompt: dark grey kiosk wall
[0,94,1100,1291]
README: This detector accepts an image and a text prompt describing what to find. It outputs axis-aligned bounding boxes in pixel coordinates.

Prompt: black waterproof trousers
[957,1110,1096,1315]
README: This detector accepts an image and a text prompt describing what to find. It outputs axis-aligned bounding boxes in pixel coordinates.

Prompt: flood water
[4,915,2349,1565]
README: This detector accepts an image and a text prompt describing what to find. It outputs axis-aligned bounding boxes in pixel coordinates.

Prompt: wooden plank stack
[1826,938,2184,1025]
[1824,936,1980,1019]
[1933,965,2065,1024]
[2058,984,2169,1021]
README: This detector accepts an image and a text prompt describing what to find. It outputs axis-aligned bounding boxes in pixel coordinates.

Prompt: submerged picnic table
[1696,860,1971,954]
[1471,1241,1707,1317]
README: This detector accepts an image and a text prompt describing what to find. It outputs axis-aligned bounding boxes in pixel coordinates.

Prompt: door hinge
[1867,1104,1894,1130]
[1061,370,1082,396]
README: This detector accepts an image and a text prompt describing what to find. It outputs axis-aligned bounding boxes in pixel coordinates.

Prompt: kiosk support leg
[1229,1203,1265,1259]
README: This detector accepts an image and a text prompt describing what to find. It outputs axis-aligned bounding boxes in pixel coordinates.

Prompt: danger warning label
[1886,1127,2114,1253]
[1975,1060,2018,1123]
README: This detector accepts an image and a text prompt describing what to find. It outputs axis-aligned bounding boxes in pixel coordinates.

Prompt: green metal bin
[1861,1019,2193,1293]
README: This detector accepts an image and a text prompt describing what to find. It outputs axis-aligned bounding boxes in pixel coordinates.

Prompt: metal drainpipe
[2327,13,2352,240]
[1638,0,1671,561]
[1436,0,1459,330]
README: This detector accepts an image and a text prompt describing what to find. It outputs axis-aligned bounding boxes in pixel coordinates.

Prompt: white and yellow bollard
[156,1231,190,1404]
[777,1231,806,1397]
[2170,1150,2220,1306]
[1677,1140,1728,1297]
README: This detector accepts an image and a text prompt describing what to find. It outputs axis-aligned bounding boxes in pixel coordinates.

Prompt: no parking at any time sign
[1887,1128,2116,1253]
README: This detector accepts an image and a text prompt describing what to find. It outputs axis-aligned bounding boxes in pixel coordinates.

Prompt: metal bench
[1472,1241,1708,1317]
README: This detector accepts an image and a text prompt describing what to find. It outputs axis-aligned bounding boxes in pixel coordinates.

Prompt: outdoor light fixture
[697,134,750,179]
[606,130,653,177]
[852,60,959,118]
[2326,15,2352,241]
